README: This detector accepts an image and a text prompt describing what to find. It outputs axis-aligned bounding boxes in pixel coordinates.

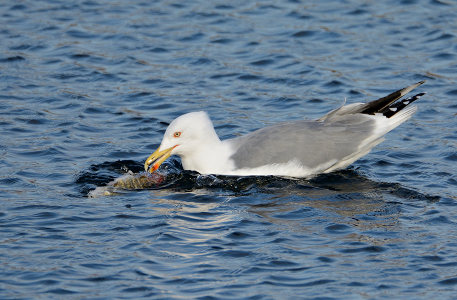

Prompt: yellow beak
[144,145,177,173]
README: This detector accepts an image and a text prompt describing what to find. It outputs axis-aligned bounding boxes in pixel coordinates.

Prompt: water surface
[1,0,456,299]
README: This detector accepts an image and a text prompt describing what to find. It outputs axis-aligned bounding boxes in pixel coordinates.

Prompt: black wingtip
[380,92,426,118]
[360,81,426,115]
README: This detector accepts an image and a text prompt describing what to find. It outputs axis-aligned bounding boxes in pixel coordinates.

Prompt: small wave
[78,159,439,203]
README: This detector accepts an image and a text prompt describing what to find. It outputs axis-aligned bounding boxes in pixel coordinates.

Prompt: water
[1,0,456,298]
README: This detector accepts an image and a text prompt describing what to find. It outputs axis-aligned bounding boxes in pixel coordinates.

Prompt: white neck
[179,138,234,175]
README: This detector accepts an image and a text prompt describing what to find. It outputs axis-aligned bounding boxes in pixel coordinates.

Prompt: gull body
[145,81,425,178]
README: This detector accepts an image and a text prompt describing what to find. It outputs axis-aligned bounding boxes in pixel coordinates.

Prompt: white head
[144,111,221,173]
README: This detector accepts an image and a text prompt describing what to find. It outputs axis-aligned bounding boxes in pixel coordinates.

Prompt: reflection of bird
[145,81,425,178]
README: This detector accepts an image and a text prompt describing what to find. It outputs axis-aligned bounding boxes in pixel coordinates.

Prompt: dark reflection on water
[1,0,457,299]
[79,159,439,204]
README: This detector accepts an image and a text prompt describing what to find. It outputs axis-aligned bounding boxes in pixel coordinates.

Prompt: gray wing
[227,114,376,170]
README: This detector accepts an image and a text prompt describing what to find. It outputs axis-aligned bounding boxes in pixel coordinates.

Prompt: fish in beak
[144,145,177,173]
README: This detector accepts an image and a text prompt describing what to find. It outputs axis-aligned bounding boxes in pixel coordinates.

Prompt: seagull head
[144,111,220,173]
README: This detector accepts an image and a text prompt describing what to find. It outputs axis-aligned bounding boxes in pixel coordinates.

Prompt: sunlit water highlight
[1,0,456,299]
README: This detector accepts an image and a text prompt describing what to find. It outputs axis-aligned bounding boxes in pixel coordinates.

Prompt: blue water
[1,0,456,299]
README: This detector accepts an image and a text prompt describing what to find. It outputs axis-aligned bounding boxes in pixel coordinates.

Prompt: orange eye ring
[173,131,181,138]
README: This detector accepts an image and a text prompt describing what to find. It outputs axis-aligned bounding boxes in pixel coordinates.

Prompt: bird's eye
[173,131,181,138]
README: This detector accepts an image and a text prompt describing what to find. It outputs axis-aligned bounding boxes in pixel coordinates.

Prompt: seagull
[144,81,425,178]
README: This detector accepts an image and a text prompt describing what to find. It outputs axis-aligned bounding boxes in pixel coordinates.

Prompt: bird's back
[227,114,376,170]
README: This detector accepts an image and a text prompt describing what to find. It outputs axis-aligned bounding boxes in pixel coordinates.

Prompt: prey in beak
[144,145,177,173]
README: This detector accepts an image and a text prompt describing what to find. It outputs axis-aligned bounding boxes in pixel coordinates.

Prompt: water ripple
[1,0,457,299]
